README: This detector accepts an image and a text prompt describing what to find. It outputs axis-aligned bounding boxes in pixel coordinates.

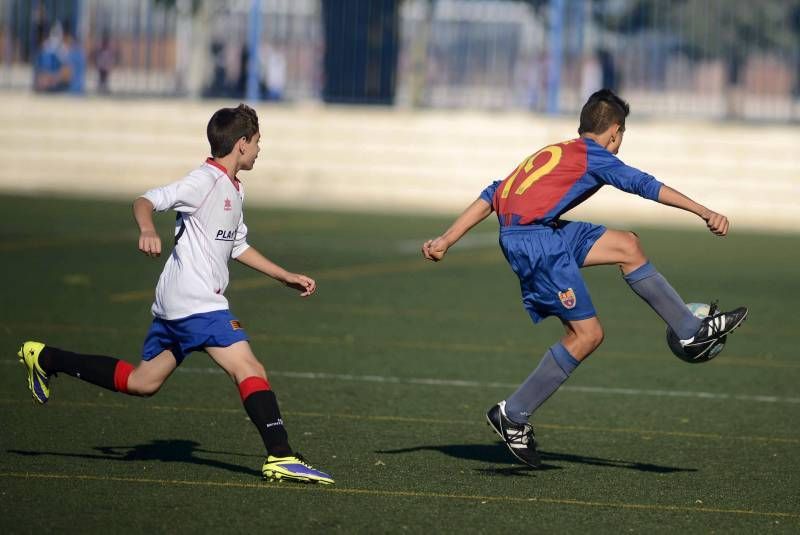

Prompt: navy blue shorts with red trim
[499,221,606,323]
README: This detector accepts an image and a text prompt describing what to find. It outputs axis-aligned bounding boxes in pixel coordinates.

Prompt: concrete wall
[1,93,797,232]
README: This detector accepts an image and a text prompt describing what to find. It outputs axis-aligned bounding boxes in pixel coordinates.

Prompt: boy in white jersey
[17,104,333,484]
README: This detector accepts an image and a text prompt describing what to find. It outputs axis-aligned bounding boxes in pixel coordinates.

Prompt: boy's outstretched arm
[422,198,493,261]
[656,184,729,236]
[235,246,316,296]
[133,196,162,257]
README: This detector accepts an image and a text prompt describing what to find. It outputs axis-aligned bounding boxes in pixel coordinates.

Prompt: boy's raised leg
[584,229,747,345]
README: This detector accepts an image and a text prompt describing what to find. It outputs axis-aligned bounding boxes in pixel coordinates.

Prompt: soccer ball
[666,303,726,363]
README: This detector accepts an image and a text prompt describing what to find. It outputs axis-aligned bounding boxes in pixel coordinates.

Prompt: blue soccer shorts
[499,221,606,324]
[141,309,249,364]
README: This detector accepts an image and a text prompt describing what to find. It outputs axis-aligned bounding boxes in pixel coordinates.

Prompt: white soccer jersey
[142,159,250,320]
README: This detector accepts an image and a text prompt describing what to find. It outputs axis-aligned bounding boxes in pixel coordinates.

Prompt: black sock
[242,390,293,457]
[39,346,122,392]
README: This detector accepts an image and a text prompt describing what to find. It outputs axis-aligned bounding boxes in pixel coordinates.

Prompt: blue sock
[624,261,701,340]
[504,343,580,424]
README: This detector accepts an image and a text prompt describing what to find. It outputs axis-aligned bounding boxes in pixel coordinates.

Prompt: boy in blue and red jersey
[422,89,747,468]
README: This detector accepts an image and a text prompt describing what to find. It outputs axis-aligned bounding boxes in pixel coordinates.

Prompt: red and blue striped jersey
[480,137,663,226]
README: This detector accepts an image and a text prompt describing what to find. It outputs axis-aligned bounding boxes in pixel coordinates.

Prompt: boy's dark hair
[207,104,259,157]
[578,89,629,135]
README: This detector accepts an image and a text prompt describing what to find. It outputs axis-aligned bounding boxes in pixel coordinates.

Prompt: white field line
[4,359,796,404]
[178,366,800,405]
[396,232,498,253]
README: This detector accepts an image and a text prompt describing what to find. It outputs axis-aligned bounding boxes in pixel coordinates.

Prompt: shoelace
[697,300,728,337]
[293,453,316,469]
[506,423,534,446]
[681,301,723,345]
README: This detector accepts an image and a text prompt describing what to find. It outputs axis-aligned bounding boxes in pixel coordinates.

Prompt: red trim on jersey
[205,158,240,191]
[113,361,135,394]
[206,157,227,174]
[238,376,271,401]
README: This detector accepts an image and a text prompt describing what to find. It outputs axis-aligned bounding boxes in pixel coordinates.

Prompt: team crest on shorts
[230,320,243,330]
[558,288,577,309]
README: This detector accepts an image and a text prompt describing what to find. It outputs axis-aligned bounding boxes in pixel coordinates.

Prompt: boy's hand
[701,210,729,236]
[422,237,448,261]
[138,230,162,257]
[284,273,316,297]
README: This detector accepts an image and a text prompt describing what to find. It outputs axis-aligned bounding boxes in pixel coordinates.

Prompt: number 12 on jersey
[500,145,564,198]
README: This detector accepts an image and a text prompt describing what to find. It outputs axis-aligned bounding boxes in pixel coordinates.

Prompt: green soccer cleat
[262,453,334,485]
[18,341,51,404]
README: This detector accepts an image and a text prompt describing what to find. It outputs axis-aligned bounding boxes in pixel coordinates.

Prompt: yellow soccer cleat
[18,341,51,404]
[262,453,334,485]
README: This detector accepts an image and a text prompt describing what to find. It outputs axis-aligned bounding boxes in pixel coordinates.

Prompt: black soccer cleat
[486,401,541,468]
[682,303,748,348]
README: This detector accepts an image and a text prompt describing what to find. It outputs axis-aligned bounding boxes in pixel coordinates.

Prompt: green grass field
[1,194,798,533]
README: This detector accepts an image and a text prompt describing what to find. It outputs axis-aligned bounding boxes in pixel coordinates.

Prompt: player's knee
[134,383,161,397]
[251,361,267,380]
[579,324,605,353]
[622,231,644,259]
[126,376,163,397]
[566,323,604,359]
[588,325,605,351]
[617,232,646,269]
[232,359,266,383]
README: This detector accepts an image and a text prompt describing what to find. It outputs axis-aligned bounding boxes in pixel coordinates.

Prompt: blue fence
[1,0,798,121]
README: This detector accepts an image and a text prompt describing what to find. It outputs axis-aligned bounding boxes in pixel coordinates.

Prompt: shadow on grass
[377,444,697,475]
[8,439,262,477]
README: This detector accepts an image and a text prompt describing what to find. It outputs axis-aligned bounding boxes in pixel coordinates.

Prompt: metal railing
[1,0,797,121]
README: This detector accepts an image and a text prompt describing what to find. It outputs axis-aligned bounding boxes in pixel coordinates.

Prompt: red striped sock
[40,346,135,394]
[238,376,271,400]
[238,376,291,457]
[113,361,135,394]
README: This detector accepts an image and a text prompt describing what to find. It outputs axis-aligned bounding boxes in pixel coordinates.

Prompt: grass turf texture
[0,194,797,533]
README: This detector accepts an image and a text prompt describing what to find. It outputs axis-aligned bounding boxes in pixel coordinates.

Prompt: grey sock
[624,261,701,340]
[505,343,580,424]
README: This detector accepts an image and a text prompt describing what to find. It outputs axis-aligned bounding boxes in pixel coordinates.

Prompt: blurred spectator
[204,40,228,97]
[33,23,86,95]
[224,40,245,96]
[580,51,603,103]
[94,32,117,94]
[32,4,49,60]
[62,28,86,95]
[235,45,249,98]
[261,44,287,101]
[204,40,247,98]
[33,24,68,92]
[204,39,267,100]
[581,49,619,103]
[597,49,618,92]
[525,51,548,111]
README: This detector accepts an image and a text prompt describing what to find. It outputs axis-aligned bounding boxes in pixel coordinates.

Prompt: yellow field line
[108,251,498,302]
[0,232,136,252]
[5,320,796,369]
[1,471,797,519]
[107,288,155,302]
[1,399,796,444]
